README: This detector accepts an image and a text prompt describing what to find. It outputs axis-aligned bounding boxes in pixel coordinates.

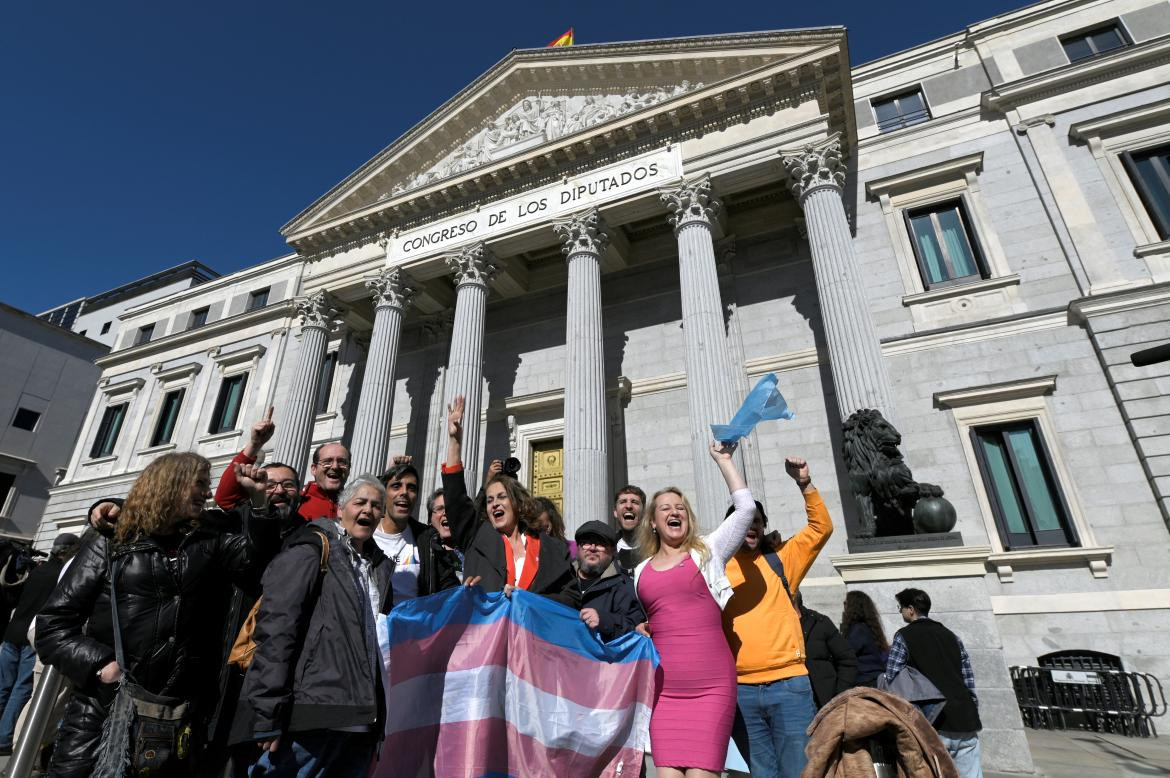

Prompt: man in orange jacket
[722,456,833,778]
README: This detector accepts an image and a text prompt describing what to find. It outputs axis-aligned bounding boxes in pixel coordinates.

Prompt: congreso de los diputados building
[33,0,1170,770]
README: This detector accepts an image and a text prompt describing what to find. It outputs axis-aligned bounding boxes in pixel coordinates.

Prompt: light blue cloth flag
[710,372,794,444]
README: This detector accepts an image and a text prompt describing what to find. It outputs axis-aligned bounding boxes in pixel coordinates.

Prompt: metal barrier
[5,666,64,778]
[1011,665,1167,737]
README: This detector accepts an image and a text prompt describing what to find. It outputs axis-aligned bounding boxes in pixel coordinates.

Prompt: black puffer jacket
[36,503,279,701]
[442,465,573,596]
[552,562,646,642]
[242,519,394,739]
[800,606,859,708]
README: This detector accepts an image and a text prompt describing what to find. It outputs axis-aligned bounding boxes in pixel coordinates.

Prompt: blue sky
[1,0,1027,315]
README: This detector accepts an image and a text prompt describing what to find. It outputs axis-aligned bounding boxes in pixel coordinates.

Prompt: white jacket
[633,488,755,610]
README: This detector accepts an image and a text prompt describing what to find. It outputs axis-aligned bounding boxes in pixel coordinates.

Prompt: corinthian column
[661,176,743,530]
[444,243,497,490]
[349,264,415,476]
[554,209,610,531]
[781,142,895,421]
[275,290,339,477]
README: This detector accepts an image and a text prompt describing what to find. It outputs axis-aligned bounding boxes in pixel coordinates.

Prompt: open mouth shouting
[391,496,412,518]
[619,511,638,528]
[489,504,509,529]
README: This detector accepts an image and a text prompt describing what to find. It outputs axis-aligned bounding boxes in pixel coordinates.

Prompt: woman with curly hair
[839,590,890,687]
[631,442,754,778]
[441,396,573,596]
[36,452,277,778]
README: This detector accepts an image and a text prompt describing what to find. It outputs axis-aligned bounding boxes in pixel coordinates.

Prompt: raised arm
[215,407,276,510]
[440,396,478,552]
[704,441,755,566]
[776,457,833,590]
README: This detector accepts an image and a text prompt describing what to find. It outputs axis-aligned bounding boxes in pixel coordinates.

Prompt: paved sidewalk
[987,728,1170,778]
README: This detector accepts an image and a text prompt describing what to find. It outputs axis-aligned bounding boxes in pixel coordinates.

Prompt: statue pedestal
[846,531,962,554]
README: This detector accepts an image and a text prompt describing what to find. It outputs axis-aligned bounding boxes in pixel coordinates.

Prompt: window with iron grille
[150,389,185,447]
[971,420,1078,549]
[872,89,931,133]
[90,403,128,458]
[904,200,988,288]
[1121,144,1170,240]
[209,374,248,434]
[1061,22,1129,63]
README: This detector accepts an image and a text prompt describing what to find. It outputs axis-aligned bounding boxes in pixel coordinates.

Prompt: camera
[501,457,522,478]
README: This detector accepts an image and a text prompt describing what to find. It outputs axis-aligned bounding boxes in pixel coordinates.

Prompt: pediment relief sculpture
[378,82,704,201]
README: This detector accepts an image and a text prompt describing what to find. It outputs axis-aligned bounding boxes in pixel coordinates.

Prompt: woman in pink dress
[632,442,755,777]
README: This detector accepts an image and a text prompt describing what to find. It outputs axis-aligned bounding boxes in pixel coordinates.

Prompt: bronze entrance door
[529,439,564,516]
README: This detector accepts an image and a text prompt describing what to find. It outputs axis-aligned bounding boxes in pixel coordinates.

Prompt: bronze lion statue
[842,409,944,538]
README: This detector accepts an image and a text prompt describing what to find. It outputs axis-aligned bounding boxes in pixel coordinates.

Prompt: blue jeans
[938,732,982,778]
[250,730,374,777]
[732,675,816,778]
[0,641,36,747]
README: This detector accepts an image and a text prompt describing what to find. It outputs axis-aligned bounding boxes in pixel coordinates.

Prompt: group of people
[7,395,985,778]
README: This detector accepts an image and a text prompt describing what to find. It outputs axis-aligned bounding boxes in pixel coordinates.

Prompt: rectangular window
[971,420,1077,549]
[247,288,270,311]
[905,200,987,288]
[209,374,248,434]
[135,324,155,346]
[1122,145,1170,240]
[872,89,931,133]
[315,352,338,415]
[11,408,41,431]
[100,322,112,335]
[150,389,185,447]
[189,307,209,330]
[0,473,14,514]
[90,403,128,458]
[1061,22,1129,63]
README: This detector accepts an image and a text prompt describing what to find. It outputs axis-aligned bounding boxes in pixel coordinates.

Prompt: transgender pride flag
[376,586,659,778]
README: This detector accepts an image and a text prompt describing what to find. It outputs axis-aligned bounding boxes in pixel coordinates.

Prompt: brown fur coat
[802,687,959,778]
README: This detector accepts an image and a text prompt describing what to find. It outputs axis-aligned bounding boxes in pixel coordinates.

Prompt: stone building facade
[32,0,1170,770]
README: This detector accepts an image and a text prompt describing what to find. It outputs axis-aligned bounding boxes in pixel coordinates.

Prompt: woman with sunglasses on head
[631,442,755,778]
[440,396,573,597]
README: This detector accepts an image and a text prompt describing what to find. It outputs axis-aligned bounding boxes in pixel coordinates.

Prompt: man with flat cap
[553,521,646,642]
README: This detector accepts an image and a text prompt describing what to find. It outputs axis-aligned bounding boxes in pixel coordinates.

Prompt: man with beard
[612,485,646,573]
[553,521,644,642]
[213,407,349,521]
[375,459,460,601]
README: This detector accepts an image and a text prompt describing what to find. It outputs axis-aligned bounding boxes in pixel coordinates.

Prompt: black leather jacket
[36,504,279,701]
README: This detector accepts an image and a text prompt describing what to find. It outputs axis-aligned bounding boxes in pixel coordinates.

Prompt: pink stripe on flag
[390,618,509,680]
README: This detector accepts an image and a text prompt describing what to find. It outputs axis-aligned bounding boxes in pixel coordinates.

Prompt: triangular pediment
[283,29,848,244]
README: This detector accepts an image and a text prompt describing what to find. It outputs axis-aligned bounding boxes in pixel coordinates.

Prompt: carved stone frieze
[445,243,498,288]
[295,291,341,331]
[365,268,416,311]
[661,175,721,232]
[381,83,705,199]
[553,208,610,257]
[781,142,847,202]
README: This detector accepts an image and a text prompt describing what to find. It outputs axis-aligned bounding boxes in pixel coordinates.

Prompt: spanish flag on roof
[547,28,573,47]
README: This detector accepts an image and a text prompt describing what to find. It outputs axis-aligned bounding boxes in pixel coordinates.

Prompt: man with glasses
[553,520,645,642]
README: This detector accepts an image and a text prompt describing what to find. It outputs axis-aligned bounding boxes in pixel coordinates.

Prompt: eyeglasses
[267,480,299,491]
[578,540,612,550]
[316,458,350,468]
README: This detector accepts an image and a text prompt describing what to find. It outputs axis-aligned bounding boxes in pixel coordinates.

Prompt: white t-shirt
[512,534,528,587]
[374,523,421,602]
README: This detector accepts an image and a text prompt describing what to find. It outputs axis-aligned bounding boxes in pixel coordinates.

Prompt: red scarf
[503,533,542,590]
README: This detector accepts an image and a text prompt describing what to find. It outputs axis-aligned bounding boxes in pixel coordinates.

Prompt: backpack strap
[762,548,793,600]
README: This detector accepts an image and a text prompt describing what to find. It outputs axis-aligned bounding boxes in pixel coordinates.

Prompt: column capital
[445,243,498,289]
[553,208,609,257]
[780,142,847,203]
[365,267,416,312]
[660,175,721,232]
[295,290,341,331]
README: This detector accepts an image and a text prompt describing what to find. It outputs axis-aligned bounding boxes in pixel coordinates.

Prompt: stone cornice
[1068,96,1170,141]
[983,35,1170,112]
[95,299,296,367]
[284,41,852,254]
[830,545,993,583]
[933,375,1058,409]
[117,253,302,320]
[1068,281,1170,322]
[864,152,984,199]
